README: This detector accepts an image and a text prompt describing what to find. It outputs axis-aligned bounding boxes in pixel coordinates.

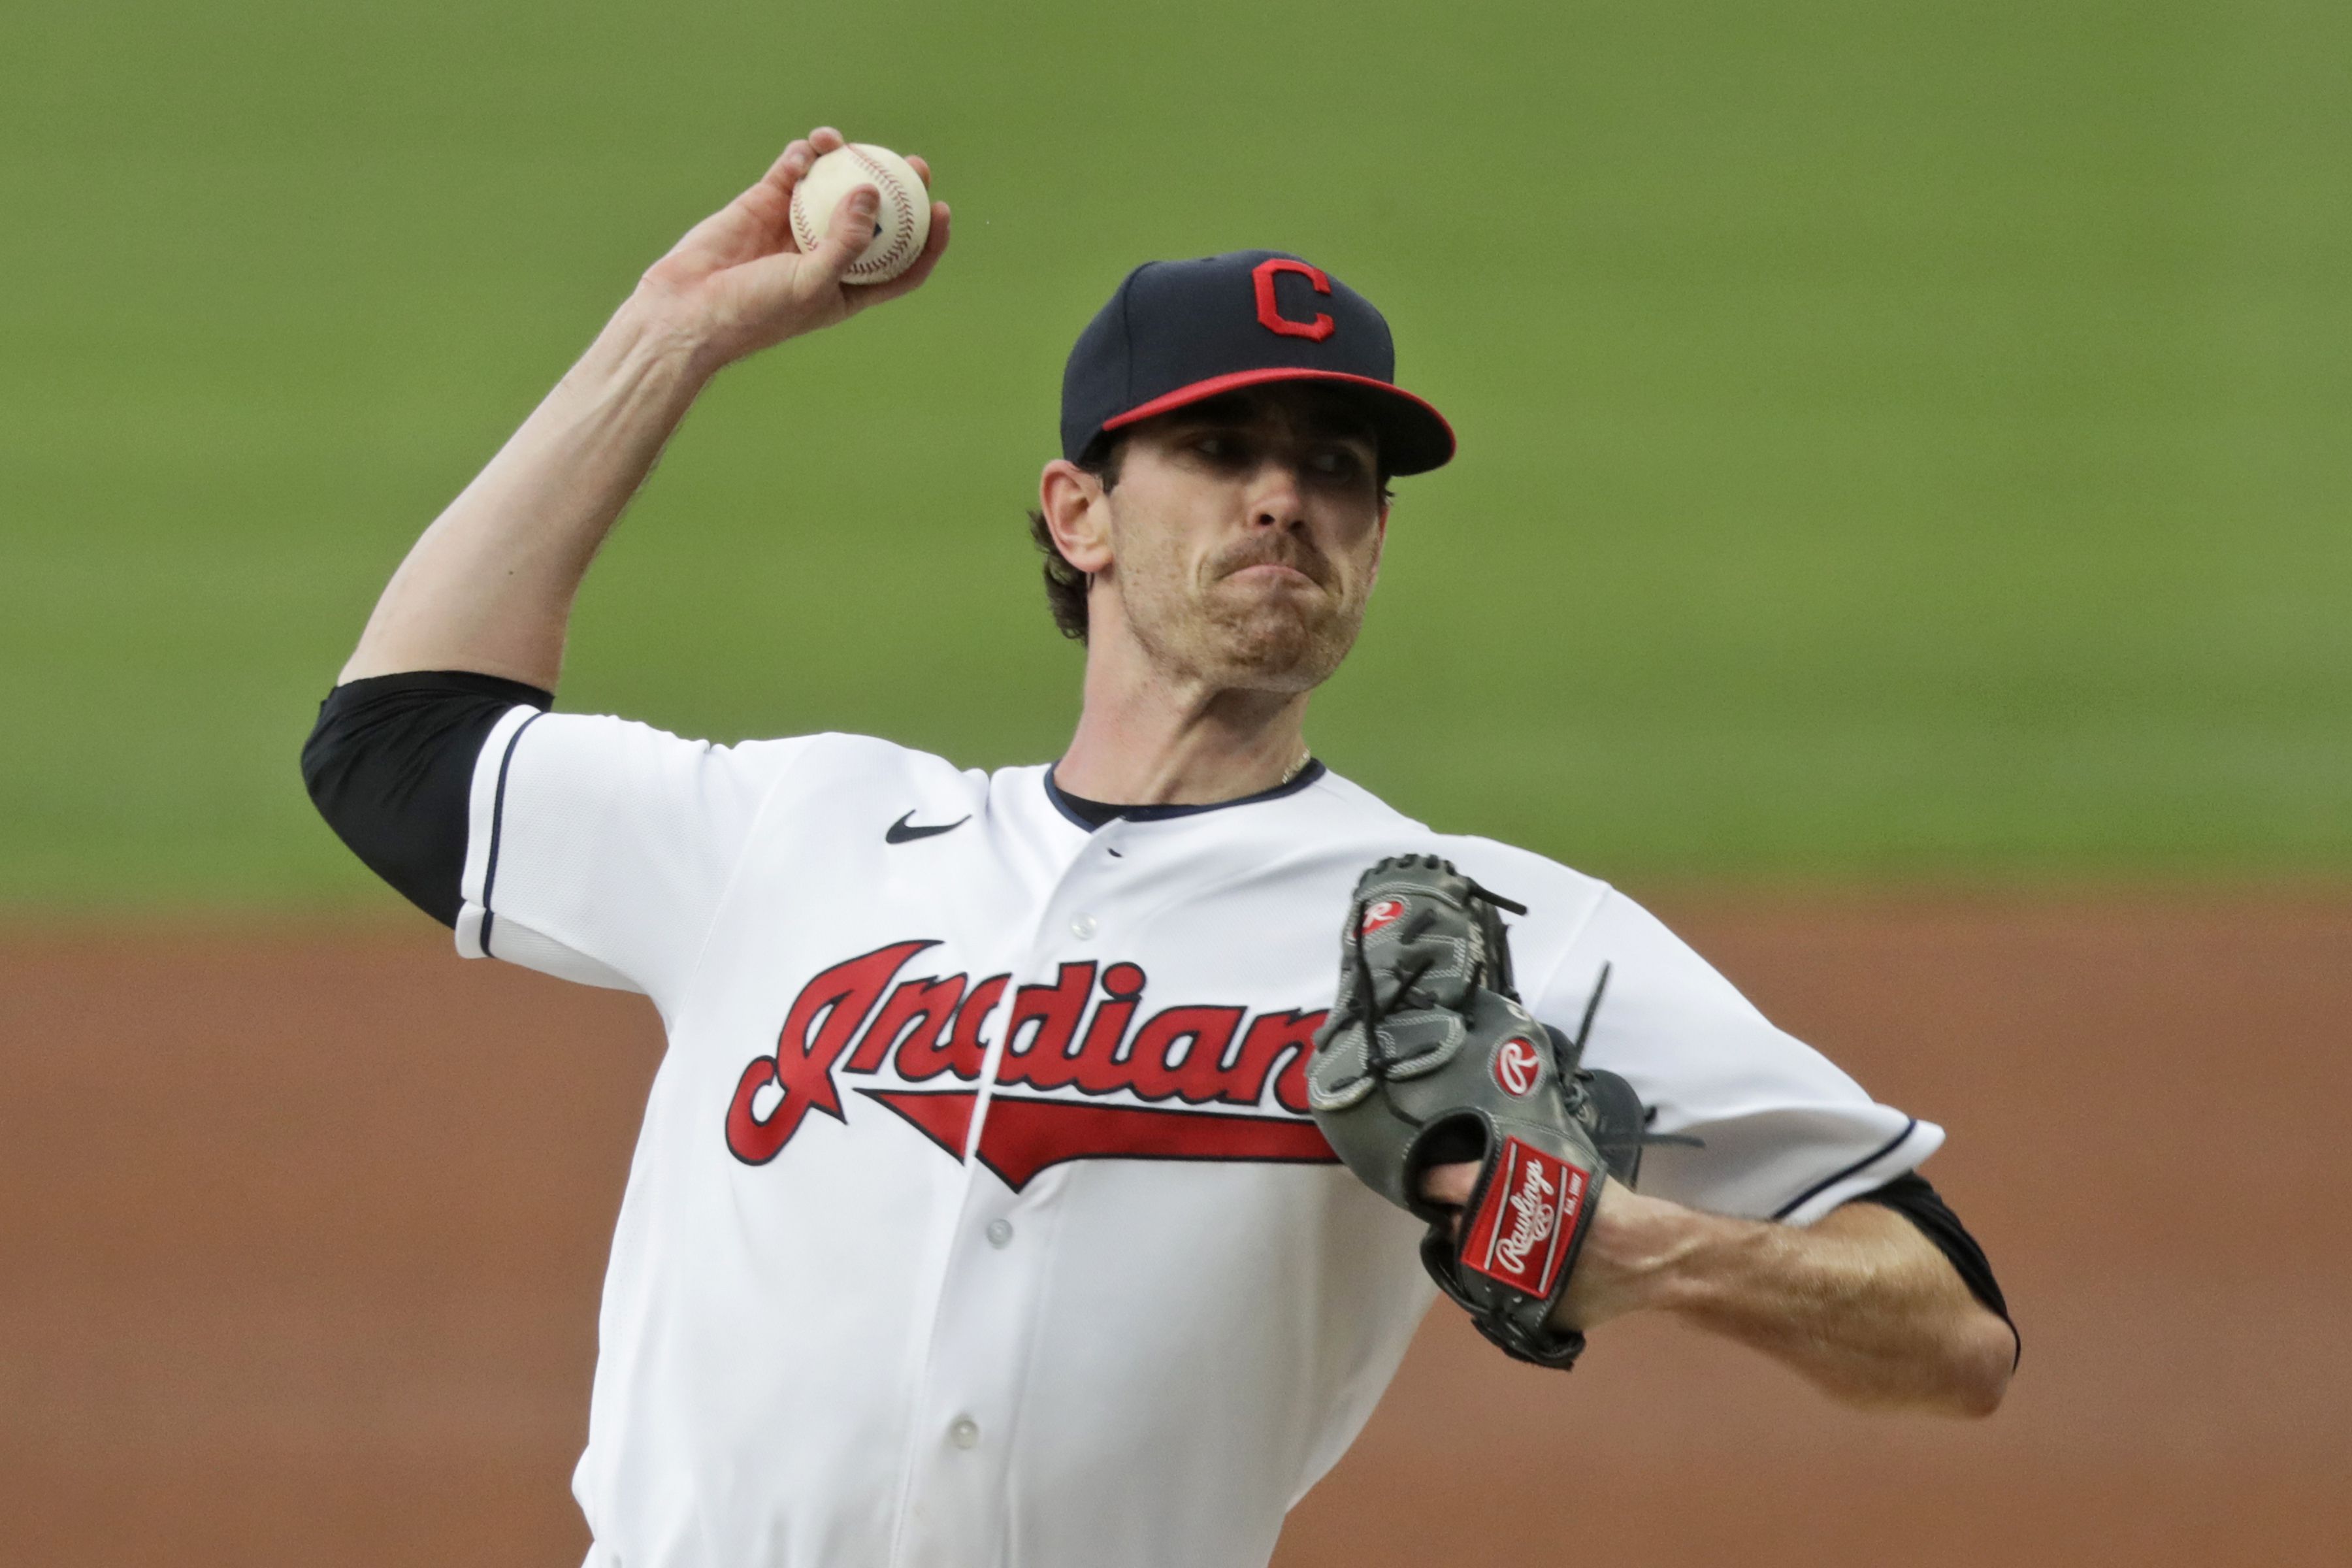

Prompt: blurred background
[3,0,2345,1563]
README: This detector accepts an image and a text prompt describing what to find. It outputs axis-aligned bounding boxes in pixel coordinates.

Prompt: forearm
[335,127,949,691]
[340,297,713,689]
[1567,1187,2014,1416]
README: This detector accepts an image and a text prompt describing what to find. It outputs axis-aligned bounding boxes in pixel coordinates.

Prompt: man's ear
[1367,499,1390,592]
[1039,461,1115,575]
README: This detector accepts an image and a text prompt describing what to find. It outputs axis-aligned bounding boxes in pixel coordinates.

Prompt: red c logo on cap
[1253,258,1336,342]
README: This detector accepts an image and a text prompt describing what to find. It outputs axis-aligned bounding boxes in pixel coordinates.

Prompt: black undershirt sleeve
[1853,1170,2019,1365]
[301,670,554,928]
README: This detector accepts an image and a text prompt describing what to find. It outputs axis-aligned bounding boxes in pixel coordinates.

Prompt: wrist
[1639,1202,1775,1318]
[599,287,730,391]
[1550,1180,1718,1330]
[1594,1184,1729,1316]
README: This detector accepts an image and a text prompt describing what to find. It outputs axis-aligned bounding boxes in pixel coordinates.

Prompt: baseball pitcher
[305,127,2016,1568]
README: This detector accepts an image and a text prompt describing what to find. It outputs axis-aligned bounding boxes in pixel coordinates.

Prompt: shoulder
[1290,770,1614,972]
[485,719,999,854]
[704,731,997,830]
[1424,832,1610,912]
[780,730,979,788]
[512,716,972,791]
[1293,770,1607,906]
[1292,768,1439,841]
[1427,834,1616,988]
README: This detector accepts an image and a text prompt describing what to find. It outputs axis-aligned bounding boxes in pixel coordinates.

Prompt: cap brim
[1100,368,1456,476]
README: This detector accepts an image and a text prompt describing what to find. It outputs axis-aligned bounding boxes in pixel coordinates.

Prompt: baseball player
[304,128,2015,1568]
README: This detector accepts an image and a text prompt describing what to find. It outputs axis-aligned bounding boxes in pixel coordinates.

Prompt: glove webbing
[1345,877,1529,1126]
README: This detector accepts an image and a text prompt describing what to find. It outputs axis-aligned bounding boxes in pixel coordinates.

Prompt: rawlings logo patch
[1460,1137,1588,1298]
[1359,897,1406,937]
[1493,1036,1543,1098]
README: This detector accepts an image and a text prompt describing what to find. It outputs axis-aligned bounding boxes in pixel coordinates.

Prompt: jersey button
[985,1218,1014,1249]
[949,1416,981,1449]
[1069,913,1098,940]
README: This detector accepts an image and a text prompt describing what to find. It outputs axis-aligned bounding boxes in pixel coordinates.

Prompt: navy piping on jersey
[1771,1117,1921,1221]
[1043,760,1328,832]
[478,710,546,955]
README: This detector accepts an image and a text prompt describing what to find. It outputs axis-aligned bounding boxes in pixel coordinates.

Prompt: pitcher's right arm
[306,129,948,930]
[339,127,950,689]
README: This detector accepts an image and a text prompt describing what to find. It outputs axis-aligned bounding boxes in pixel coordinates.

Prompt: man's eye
[1194,434,1260,467]
[1310,449,1359,477]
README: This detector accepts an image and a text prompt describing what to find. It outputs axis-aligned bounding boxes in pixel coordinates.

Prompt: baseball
[789,143,932,285]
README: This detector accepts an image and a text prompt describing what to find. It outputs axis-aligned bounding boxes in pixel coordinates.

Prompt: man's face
[1094,387,1389,694]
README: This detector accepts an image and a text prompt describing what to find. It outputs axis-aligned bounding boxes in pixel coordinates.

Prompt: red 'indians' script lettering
[724,943,1326,1165]
[726,940,936,1164]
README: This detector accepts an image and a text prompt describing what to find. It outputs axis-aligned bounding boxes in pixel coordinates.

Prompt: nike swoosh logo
[886,811,972,845]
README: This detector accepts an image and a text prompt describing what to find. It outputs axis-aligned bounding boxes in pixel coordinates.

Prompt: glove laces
[1345,875,1528,1120]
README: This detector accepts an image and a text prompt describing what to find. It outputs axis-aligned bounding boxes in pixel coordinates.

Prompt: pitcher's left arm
[1422,1164,2016,1416]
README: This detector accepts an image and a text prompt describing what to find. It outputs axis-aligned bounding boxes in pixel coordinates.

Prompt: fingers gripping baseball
[637,127,951,367]
[809,183,884,279]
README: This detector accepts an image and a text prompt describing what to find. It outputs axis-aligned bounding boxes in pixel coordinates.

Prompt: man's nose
[1246,459,1309,530]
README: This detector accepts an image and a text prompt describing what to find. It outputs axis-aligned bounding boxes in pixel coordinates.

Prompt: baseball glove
[1307,855,1651,1369]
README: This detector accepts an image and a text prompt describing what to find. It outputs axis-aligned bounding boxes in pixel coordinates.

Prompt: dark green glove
[1308,854,1647,1369]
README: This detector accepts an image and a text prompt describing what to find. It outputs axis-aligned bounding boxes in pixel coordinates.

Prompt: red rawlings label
[1358,897,1406,937]
[1459,1137,1588,1298]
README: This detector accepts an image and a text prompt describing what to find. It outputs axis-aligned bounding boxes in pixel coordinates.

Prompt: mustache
[1208,537,1331,587]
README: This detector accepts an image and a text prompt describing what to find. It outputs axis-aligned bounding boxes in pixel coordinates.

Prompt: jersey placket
[887,812,1134,1568]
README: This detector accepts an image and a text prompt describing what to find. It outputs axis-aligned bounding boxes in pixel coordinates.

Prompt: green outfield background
[2,0,2344,908]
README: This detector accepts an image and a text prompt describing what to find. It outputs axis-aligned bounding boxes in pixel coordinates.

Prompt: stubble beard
[1117,528,1367,696]
[1194,579,1364,693]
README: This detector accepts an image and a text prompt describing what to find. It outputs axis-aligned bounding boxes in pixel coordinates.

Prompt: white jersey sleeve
[1526,888,1941,1225]
[453,708,821,1011]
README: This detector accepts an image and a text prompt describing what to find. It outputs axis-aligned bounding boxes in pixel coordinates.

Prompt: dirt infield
[3,896,2346,1566]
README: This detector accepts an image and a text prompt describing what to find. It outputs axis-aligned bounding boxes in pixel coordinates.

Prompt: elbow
[1831,1305,2014,1419]
[1941,1307,2017,1418]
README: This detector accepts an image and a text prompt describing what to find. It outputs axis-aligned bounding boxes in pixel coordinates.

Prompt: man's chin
[1206,610,1356,693]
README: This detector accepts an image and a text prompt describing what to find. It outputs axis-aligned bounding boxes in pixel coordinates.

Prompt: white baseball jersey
[454,710,1938,1568]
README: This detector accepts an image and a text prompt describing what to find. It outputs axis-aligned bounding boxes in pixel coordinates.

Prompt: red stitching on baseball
[788,149,921,279]
[844,148,919,280]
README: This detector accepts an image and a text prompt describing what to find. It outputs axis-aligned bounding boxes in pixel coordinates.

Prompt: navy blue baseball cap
[1060,250,1456,476]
